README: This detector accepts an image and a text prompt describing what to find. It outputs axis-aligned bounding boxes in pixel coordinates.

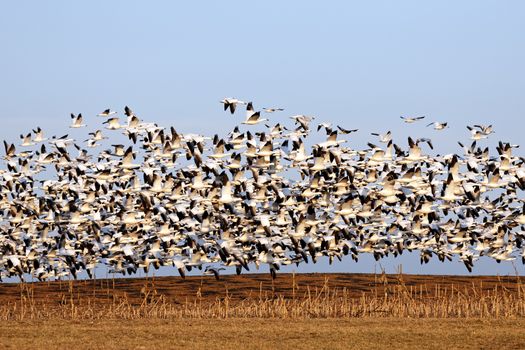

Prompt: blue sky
[1,1,524,276]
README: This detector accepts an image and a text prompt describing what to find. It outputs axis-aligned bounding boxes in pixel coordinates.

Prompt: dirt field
[1,318,524,350]
[0,272,522,305]
[1,273,525,349]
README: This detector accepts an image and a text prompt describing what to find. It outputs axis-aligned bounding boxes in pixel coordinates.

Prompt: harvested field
[2,318,525,350]
[1,273,525,349]
[0,273,524,319]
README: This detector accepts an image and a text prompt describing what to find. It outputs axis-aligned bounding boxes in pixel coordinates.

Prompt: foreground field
[1,318,524,350]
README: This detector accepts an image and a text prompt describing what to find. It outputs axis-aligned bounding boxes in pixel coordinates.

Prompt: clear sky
[1,1,524,276]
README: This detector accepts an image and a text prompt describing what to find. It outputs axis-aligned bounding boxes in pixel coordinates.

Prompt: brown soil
[0,272,522,305]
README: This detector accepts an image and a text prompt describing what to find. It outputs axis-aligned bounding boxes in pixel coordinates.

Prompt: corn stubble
[2,272,525,320]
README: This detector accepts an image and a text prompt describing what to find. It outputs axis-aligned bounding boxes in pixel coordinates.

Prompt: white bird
[400,115,425,123]
[426,121,448,130]
[70,113,86,128]
[467,126,489,140]
[19,133,35,147]
[242,112,268,125]
[103,117,122,130]
[263,107,284,113]
[371,131,392,143]
[220,98,245,114]
[32,127,47,142]
[97,109,117,117]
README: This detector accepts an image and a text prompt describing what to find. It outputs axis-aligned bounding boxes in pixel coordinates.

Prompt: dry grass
[2,272,525,349]
[1,272,525,320]
[1,318,525,350]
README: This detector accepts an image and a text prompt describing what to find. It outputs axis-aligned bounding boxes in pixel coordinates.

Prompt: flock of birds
[0,98,524,282]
